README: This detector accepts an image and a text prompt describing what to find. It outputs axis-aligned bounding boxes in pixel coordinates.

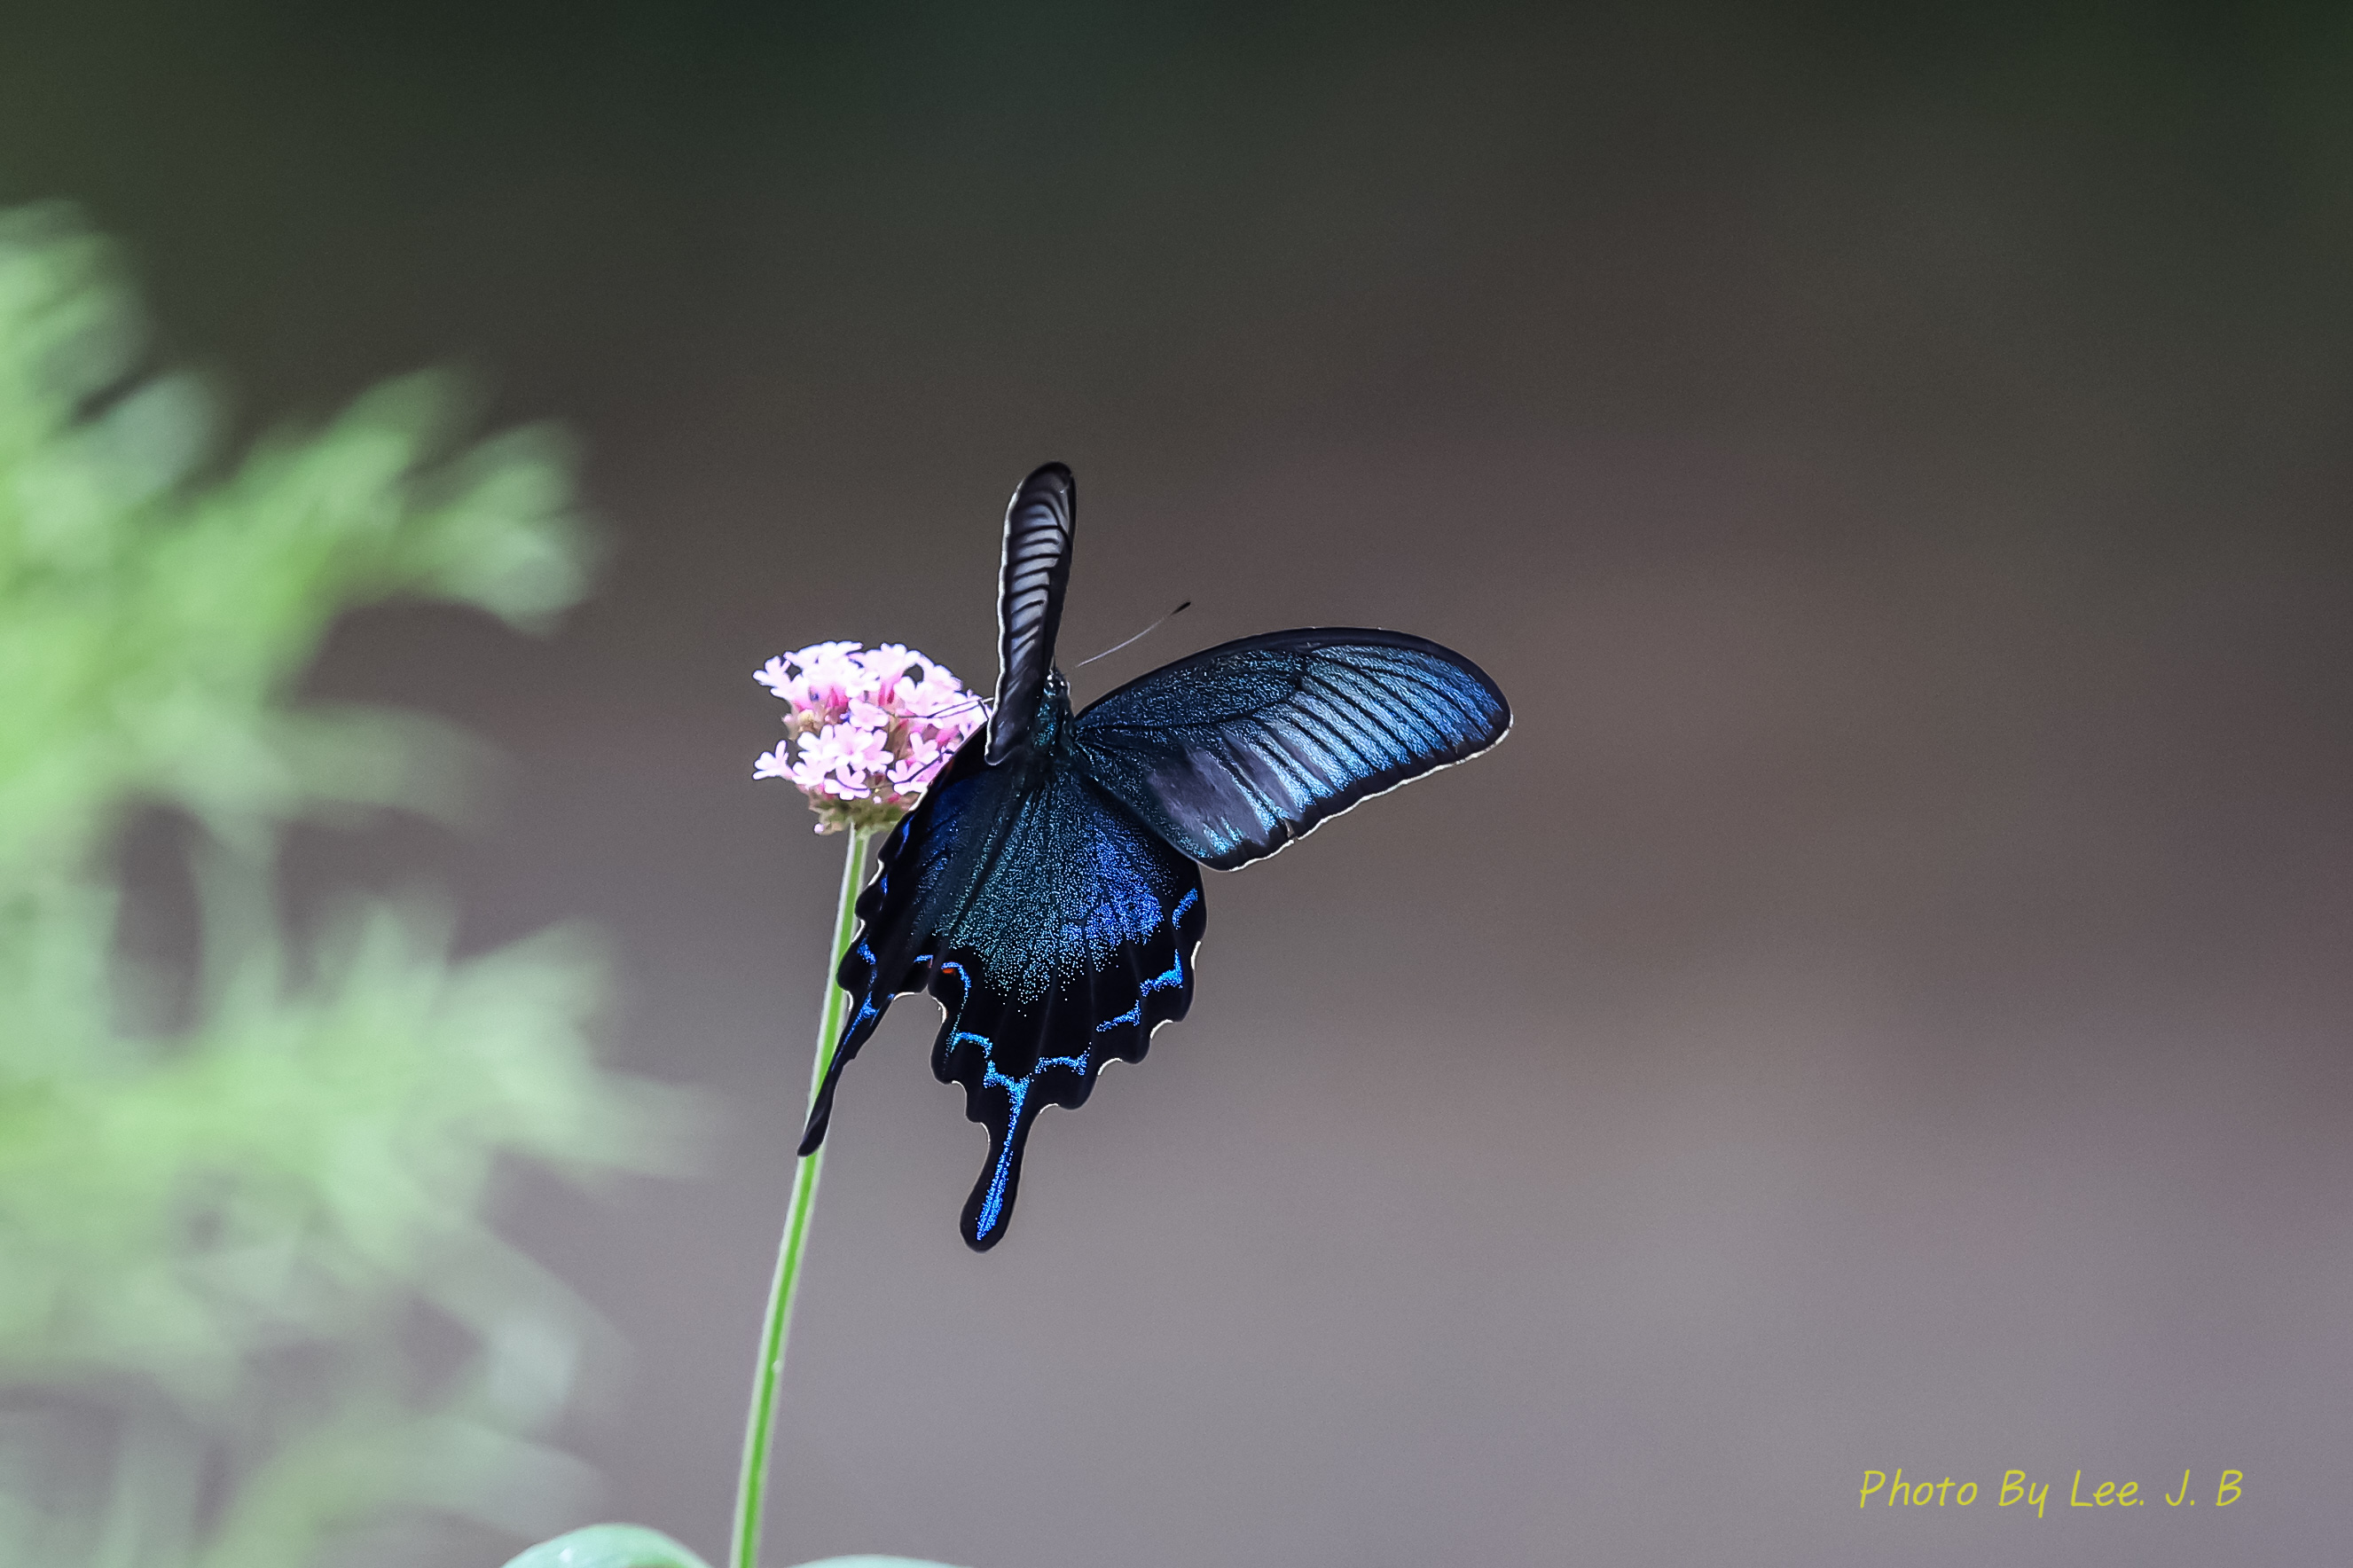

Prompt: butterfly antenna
[927,691,994,723]
[1073,600,1192,670]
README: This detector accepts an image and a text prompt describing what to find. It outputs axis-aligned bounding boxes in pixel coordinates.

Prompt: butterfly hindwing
[986,462,1076,764]
[806,725,1205,1250]
[1071,628,1512,870]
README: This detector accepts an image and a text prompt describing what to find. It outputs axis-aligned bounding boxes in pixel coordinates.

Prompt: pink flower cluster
[754,640,984,834]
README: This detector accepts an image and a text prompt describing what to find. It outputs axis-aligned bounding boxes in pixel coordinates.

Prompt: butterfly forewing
[1071,629,1511,870]
[987,462,1077,764]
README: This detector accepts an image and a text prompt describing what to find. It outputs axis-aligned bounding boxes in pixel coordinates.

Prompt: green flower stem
[732,826,874,1568]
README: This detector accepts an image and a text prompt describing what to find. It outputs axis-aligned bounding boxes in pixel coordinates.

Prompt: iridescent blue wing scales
[1071,629,1511,870]
[801,726,1205,1250]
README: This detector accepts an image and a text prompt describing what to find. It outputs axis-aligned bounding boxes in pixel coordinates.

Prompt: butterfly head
[986,663,1074,767]
[1028,667,1072,750]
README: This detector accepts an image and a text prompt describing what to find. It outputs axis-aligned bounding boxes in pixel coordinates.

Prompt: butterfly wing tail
[797,969,894,1156]
[796,995,888,1156]
[796,811,933,1156]
[929,977,1067,1250]
[959,1067,1047,1252]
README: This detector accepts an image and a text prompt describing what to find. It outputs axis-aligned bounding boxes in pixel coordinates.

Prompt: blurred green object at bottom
[502,1524,966,1568]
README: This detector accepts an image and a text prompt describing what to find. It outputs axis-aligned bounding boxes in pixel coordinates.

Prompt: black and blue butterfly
[798,464,1510,1249]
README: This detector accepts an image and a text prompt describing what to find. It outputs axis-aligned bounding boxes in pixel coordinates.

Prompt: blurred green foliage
[0,205,691,1567]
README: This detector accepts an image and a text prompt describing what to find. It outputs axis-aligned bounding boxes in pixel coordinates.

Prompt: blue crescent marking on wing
[1094,886,1200,1033]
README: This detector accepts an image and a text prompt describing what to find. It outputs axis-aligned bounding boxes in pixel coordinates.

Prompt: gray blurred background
[6,2,2349,1564]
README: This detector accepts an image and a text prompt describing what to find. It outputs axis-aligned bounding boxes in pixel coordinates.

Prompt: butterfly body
[800,464,1508,1249]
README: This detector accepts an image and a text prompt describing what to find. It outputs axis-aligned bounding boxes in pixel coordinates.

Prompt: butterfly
[798,463,1511,1249]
